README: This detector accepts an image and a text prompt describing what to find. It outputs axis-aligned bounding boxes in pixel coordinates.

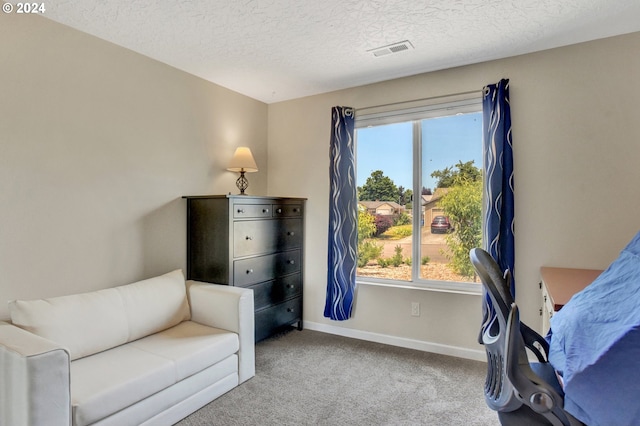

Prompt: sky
[356,112,483,192]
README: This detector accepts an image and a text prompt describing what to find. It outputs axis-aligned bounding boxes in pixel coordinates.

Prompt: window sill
[356,277,483,296]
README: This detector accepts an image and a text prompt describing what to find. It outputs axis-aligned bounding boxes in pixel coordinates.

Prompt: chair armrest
[0,321,71,426]
[186,281,255,383]
[521,322,550,362]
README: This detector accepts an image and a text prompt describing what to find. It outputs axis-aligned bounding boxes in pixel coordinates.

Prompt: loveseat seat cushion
[71,344,175,426]
[70,320,239,426]
[128,321,239,381]
[9,270,191,360]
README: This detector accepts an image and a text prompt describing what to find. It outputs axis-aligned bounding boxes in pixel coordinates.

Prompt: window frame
[355,93,484,295]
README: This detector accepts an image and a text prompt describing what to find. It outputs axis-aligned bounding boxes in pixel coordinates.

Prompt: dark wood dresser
[183,195,305,341]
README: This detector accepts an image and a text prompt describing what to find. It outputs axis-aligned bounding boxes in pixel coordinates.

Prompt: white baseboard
[303,321,487,362]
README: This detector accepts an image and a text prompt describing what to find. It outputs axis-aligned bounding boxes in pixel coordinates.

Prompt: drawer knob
[246,269,253,274]
[288,260,295,265]
[287,307,295,313]
[293,208,299,213]
[237,208,245,214]
[288,284,295,289]
[276,208,283,214]
[246,236,253,240]
[287,231,295,236]
[263,208,269,213]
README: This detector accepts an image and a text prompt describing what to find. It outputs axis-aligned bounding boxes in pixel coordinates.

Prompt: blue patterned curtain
[324,106,358,321]
[482,79,515,296]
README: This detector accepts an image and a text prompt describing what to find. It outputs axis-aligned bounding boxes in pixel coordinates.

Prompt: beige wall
[267,32,640,356]
[0,14,267,319]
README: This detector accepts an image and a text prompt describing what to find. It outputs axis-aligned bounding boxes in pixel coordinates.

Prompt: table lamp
[227,147,258,195]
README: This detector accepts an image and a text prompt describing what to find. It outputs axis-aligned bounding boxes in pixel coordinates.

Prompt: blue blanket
[548,231,640,426]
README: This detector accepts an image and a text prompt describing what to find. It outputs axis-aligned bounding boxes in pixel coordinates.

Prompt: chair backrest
[470,248,524,412]
[472,248,549,362]
[470,248,583,426]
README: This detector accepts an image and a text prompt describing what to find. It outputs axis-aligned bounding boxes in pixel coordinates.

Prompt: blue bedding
[548,231,640,426]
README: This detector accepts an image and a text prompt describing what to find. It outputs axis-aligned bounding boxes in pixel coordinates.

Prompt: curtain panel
[324,106,358,321]
[482,78,515,296]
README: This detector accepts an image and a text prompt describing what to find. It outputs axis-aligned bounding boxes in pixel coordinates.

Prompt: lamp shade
[227,147,258,172]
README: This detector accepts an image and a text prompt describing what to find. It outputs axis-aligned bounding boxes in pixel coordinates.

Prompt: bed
[547,230,640,426]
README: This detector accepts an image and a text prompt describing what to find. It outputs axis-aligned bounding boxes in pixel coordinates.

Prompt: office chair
[470,248,583,426]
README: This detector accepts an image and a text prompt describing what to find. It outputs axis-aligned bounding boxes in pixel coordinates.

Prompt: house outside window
[355,94,483,293]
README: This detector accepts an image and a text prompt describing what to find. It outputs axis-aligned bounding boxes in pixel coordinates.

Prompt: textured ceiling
[43,0,640,103]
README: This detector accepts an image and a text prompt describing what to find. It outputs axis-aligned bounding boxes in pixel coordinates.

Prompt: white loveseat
[0,269,255,426]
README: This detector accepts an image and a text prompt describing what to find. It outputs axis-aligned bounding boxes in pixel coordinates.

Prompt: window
[355,94,483,292]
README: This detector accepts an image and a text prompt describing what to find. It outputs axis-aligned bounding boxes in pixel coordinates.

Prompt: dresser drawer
[234,250,301,286]
[233,203,272,219]
[249,274,302,310]
[233,218,302,258]
[273,204,303,218]
[255,297,302,341]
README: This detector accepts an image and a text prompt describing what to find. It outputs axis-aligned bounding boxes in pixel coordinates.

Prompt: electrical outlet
[411,302,420,317]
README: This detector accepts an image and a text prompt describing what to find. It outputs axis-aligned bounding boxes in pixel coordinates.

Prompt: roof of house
[422,188,450,208]
[358,200,404,211]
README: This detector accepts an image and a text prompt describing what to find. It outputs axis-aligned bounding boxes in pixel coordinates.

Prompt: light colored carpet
[177,329,498,425]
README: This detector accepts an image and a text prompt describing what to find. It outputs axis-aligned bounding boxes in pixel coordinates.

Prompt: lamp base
[236,171,249,195]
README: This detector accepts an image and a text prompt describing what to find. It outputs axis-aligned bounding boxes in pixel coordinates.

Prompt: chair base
[498,406,554,426]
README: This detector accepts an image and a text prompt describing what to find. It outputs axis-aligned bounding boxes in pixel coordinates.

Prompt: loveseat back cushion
[9,287,129,361]
[9,270,190,360]
[116,269,191,342]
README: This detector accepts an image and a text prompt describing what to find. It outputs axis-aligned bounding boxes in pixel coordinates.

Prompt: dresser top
[183,194,307,201]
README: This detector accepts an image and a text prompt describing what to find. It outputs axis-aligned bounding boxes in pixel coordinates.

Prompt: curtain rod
[355,89,483,113]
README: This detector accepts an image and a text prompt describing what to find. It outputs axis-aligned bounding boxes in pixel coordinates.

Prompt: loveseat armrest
[0,321,71,426]
[186,281,255,383]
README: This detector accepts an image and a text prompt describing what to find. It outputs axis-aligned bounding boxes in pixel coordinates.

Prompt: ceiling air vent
[369,40,414,57]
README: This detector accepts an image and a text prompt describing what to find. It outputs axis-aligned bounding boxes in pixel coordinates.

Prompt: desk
[540,267,603,335]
